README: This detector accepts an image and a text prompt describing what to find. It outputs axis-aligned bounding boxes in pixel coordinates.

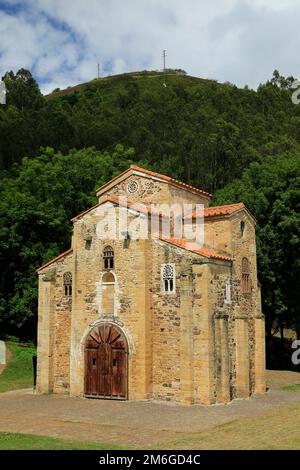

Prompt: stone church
[36,165,266,404]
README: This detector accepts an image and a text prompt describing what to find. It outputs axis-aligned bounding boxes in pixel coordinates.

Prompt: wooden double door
[84,323,128,399]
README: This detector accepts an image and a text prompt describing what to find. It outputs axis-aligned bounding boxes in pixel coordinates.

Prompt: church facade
[36,165,266,404]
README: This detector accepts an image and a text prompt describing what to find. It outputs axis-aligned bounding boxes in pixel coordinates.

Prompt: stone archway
[84,322,128,399]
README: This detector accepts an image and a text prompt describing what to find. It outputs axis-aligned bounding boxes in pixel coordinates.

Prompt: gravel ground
[0,370,299,447]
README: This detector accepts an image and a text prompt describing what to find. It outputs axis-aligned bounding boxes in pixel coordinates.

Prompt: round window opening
[127,180,139,194]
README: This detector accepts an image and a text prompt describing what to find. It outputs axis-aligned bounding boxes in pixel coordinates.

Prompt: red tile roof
[193,202,245,219]
[37,248,73,273]
[96,165,211,198]
[71,200,247,223]
[160,237,233,262]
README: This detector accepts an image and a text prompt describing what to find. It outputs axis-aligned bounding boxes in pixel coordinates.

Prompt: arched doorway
[84,323,128,399]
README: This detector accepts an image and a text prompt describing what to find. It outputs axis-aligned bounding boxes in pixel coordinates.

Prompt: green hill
[1,68,300,193]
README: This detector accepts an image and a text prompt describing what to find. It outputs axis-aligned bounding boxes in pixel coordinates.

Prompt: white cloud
[0,0,299,93]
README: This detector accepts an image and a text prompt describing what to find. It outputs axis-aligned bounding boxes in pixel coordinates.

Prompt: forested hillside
[1,69,300,192]
[0,68,299,340]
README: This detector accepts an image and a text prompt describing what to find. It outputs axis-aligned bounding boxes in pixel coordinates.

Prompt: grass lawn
[281,384,300,392]
[0,432,126,450]
[160,403,300,450]
[0,343,36,393]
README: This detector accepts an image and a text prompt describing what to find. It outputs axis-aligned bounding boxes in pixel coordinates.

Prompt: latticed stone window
[63,272,72,297]
[127,180,139,194]
[161,263,175,294]
[103,245,114,270]
[241,257,250,294]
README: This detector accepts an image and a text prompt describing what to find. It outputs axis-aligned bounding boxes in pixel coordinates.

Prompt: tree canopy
[1,69,300,193]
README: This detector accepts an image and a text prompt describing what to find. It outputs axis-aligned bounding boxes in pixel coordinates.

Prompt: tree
[2,68,43,110]
[270,69,296,89]
[214,152,300,339]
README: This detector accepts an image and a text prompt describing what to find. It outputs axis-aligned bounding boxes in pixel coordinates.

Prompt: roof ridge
[71,196,168,222]
[96,165,211,198]
[130,165,211,197]
[160,236,233,262]
[207,202,244,209]
[71,199,247,223]
[37,248,73,273]
[193,202,245,218]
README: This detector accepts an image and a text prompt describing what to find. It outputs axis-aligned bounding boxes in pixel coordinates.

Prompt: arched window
[63,272,72,297]
[241,258,250,294]
[162,264,175,293]
[103,245,114,270]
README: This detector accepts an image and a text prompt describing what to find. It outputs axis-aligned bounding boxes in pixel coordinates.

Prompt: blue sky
[0,0,299,94]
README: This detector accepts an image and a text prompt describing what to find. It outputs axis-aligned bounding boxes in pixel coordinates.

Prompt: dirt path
[0,370,300,448]
[267,370,300,388]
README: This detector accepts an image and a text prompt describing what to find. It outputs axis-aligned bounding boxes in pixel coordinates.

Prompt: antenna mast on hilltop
[97,63,100,79]
[162,50,167,72]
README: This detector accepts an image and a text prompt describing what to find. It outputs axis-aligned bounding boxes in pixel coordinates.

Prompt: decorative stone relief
[111,182,126,196]
[139,179,162,197]
[41,269,56,282]
[110,178,162,198]
[81,222,95,241]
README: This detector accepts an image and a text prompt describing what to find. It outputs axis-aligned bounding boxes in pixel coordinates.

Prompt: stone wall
[36,251,73,393]
[150,240,195,402]
[150,241,235,404]
[192,261,232,404]
[230,212,265,396]
[68,207,153,400]
[194,210,265,401]
[52,257,73,393]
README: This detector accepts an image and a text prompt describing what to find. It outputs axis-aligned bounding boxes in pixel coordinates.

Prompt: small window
[162,264,175,294]
[103,245,114,270]
[63,272,72,297]
[85,239,92,250]
[240,220,245,237]
[241,257,250,294]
